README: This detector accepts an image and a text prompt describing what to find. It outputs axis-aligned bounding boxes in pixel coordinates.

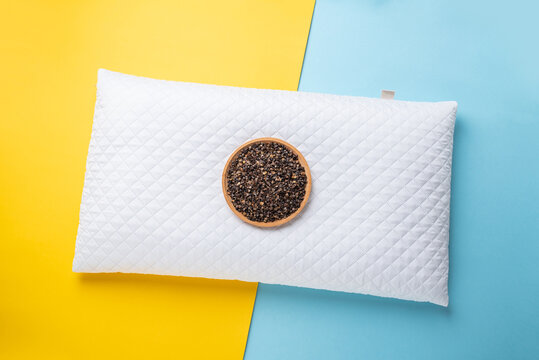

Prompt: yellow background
[0,0,314,358]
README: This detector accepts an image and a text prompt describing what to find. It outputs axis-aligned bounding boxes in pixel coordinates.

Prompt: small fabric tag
[381,90,395,100]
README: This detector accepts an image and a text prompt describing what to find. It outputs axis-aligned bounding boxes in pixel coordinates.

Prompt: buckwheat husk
[226,141,308,223]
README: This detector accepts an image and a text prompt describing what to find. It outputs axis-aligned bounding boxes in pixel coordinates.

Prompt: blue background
[245,0,539,359]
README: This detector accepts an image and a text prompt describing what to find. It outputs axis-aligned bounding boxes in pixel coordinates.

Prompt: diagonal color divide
[0,1,315,359]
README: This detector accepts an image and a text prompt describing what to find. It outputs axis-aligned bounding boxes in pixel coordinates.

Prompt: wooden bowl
[222,137,311,228]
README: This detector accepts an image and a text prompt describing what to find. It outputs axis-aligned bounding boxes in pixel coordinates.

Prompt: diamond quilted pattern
[73,69,457,306]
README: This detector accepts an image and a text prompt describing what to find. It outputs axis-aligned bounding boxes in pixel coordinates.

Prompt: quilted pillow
[73,69,457,306]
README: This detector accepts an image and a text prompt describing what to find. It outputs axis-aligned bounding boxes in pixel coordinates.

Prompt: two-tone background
[2,1,538,359]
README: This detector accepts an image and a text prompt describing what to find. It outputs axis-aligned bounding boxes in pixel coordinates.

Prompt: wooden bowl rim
[222,137,312,228]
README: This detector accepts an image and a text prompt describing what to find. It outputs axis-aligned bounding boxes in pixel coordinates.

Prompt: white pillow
[73,69,457,306]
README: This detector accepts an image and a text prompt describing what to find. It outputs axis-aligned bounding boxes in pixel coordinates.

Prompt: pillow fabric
[73,69,457,306]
